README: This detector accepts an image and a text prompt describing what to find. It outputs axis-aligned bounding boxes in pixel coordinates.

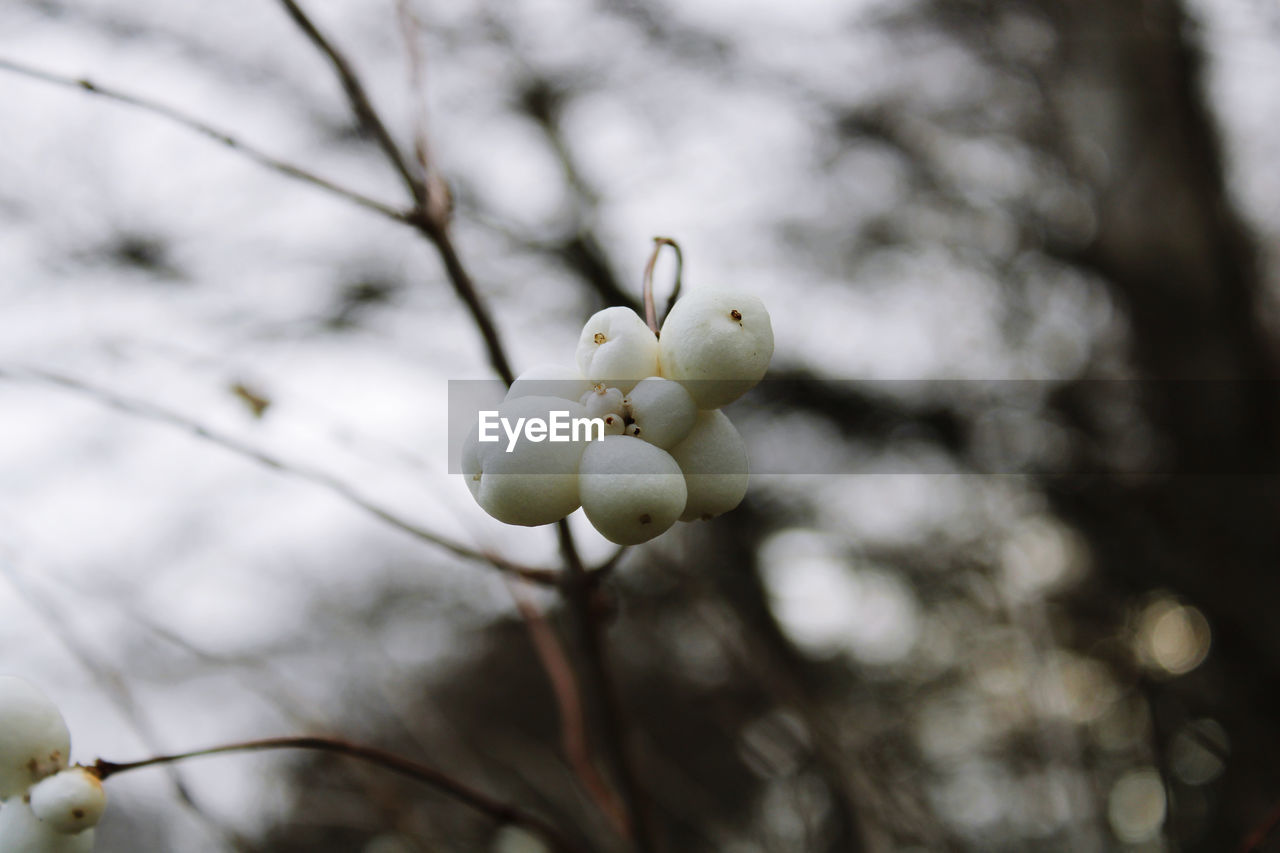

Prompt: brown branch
[93,736,584,853]
[274,0,425,206]
[0,558,260,853]
[0,365,555,585]
[557,520,655,852]
[273,0,515,384]
[0,56,408,224]
[395,0,432,175]
[1240,798,1280,853]
[506,579,630,837]
[413,220,517,384]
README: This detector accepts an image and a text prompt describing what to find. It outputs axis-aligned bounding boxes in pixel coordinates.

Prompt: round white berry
[599,413,626,436]
[579,384,625,419]
[28,768,106,835]
[658,290,773,408]
[576,307,659,392]
[623,376,697,449]
[0,798,95,852]
[0,677,71,800]
[668,410,749,521]
[462,396,590,527]
[579,436,686,544]
[505,364,594,404]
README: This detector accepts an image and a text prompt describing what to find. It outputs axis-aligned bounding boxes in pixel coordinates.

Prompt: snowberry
[0,798,95,852]
[579,436,687,544]
[0,677,71,800]
[599,413,626,436]
[658,290,773,408]
[576,307,659,392]
[579,384,625,419]
[504,364,594,404]
[27,768,106,835]
[462,396,590,527]
[622,376,696,449]
[668,410,749,521]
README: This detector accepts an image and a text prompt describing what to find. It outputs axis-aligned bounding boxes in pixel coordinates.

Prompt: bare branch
[274,0,424,206]
[506,578,630,837]
[94,736,586,853]
[0,56,409,224]
[556,520,655,851]
[0,365,556,585]
[417,223,517,384]
[395,0,432,175]
[271,0,515,384]
[0,557,259,853]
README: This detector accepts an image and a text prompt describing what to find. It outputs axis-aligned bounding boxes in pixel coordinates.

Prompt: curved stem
[94,736,584,853]
[640,237,683,334]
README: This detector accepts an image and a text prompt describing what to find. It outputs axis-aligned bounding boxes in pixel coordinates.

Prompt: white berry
[28,768,106,835]
[576,307,659,392]
[668,410,749,521]
[579,436,686,544]
[579,384,625,419]
[462,396,590,527]
[623,376,696,449]
[599,413,626,436]
[658,290,774,408]
[505,363,594,404]
[0,677,71,800]
[0,798,95,852]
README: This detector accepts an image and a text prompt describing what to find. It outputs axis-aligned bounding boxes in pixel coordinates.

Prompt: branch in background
[394,0,432,175]
[0,365,557,585]
[0,556,260,853]
[0,56,408,224]
[94,736,585,853]
[274,0,424,206]
[557,520,655,851]
[273,0,516,384]
[506,578,631,837]
[414,222,517,384]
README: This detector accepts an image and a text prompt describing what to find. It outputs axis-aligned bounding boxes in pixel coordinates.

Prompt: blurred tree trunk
[1032,0,1280,845]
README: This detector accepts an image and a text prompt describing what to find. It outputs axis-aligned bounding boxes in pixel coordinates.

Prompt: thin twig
[506,578,631,837]
[641,237,683,334]
[557,520,655,852]
[274,1,514,384]
[94,736,584,853]
[0,365,556,585]
[395,0,432,175]
[415,221,517,384]
[1241,797,1280,853]
[0,557,259,853]
[0,56,408,224]
[274,0,425,206]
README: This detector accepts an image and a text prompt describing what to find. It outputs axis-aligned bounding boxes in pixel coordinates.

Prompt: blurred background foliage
[2,0,1280,851]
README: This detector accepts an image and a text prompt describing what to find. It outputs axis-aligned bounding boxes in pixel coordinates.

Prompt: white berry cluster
[0,677,104,852]
[463,289,773,545]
